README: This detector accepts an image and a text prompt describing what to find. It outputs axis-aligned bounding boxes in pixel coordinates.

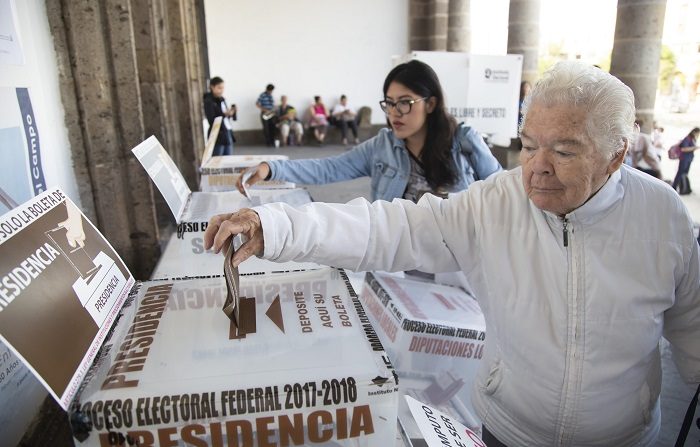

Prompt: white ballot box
[132,135,311,225]
[200,154,295,192]
[0,189,399,446]
[360,272,486,444]
[132,135,320,279]
[199,117,294,192]
[151,231,322,279]
[70,268,398,445]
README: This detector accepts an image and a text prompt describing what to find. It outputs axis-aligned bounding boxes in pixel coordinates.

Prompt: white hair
[520,61,636,158]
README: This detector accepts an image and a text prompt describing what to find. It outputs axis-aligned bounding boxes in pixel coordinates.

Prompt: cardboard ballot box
[132,135,320,279]
[359,273,486,444]
[147,186,320,279]
[71,268,399,446]
[0,189,399,446]
[132,135,311,226]
[200,118,294,192]
[200,154,294,192]
[151,231,322,279]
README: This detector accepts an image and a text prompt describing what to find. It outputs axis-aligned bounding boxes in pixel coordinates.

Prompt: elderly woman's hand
[204,209,264,267]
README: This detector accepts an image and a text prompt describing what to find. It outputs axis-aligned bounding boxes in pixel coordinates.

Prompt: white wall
[1,0,81,207]
[0,1,79,444]
[204,0,409,130]
[470,0,509,55]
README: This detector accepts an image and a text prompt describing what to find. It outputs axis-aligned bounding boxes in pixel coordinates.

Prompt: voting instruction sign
[0,188,133,409]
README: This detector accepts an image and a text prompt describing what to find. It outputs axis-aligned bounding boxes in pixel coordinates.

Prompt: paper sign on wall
[0,187,134,409]
[0,0,24,66]
[0,87,47,214]
[405,395,486,447]
[403,52,522,139]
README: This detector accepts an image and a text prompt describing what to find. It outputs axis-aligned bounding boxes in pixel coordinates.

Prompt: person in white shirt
[204,61,700,446]
[631,118,661,178]
[331,94,360,145]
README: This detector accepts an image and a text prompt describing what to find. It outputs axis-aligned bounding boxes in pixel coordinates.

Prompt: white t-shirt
[633,133,658,170]
[332,103,355,121]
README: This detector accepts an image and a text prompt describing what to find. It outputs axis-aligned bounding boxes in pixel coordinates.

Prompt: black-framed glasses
[379,97,428,115]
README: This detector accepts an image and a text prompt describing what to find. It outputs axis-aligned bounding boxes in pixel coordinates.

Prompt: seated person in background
[331,94,360,145]
[308,96,329,145]
[652,121,665,152]
[276,95,303,146]
[203,76,236,156]
[207,60,700,447]
[630,118,661,178]
[237,60,501,202]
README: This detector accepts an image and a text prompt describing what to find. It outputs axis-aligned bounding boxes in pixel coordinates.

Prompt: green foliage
[658,45,677,94]
[538,42,566,76]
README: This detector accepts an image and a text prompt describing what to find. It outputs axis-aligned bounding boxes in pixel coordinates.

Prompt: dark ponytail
[383,60,459,190]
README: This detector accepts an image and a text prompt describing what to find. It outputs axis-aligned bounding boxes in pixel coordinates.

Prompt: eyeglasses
[379,97,428,115]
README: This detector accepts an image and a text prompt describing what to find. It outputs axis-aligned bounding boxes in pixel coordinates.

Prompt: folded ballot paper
[132,135,320,279]
[0,188,399,445]
[360,273,486,444]
[200,117,295,192]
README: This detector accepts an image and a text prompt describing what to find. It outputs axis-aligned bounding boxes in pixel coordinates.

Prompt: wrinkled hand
[204,208,264,267]
[57,201,86,248]
[235,163,270,195]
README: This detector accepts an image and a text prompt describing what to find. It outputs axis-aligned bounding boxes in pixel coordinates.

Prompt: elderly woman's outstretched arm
[204,194,472,274]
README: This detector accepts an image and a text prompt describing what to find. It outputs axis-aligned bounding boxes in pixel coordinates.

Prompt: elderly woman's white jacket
[255,165,700,446]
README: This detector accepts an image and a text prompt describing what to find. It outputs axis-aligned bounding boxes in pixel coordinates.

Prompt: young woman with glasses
[237,60,502,203]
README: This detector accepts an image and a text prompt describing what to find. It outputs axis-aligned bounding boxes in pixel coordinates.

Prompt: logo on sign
[484,68,510,83]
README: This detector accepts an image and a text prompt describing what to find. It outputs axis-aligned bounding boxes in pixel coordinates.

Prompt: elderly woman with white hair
[204,61,700,446]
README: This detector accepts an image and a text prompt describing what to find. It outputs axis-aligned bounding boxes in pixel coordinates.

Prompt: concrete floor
[234,126,700,446]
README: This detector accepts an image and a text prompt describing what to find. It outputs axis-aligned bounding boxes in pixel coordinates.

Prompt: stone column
[609,0,667,133]
[46,0,207,278]
[130,0,206,185]
[447,0,470,52]
[507,0,541,83]
[410,0,449,51]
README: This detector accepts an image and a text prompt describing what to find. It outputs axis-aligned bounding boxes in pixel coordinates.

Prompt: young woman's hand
[235,163,270,195]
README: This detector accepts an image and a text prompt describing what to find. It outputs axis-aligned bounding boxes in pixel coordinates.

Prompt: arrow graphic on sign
[266,294,285,333]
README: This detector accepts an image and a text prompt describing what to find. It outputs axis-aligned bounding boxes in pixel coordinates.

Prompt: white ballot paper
[405,396,485,447]
[241,168,254,199]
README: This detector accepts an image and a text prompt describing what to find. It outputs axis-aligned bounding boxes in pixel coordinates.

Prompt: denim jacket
[267,124,503,202]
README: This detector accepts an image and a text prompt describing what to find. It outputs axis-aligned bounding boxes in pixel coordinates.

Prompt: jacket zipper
[556,216,580,446]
